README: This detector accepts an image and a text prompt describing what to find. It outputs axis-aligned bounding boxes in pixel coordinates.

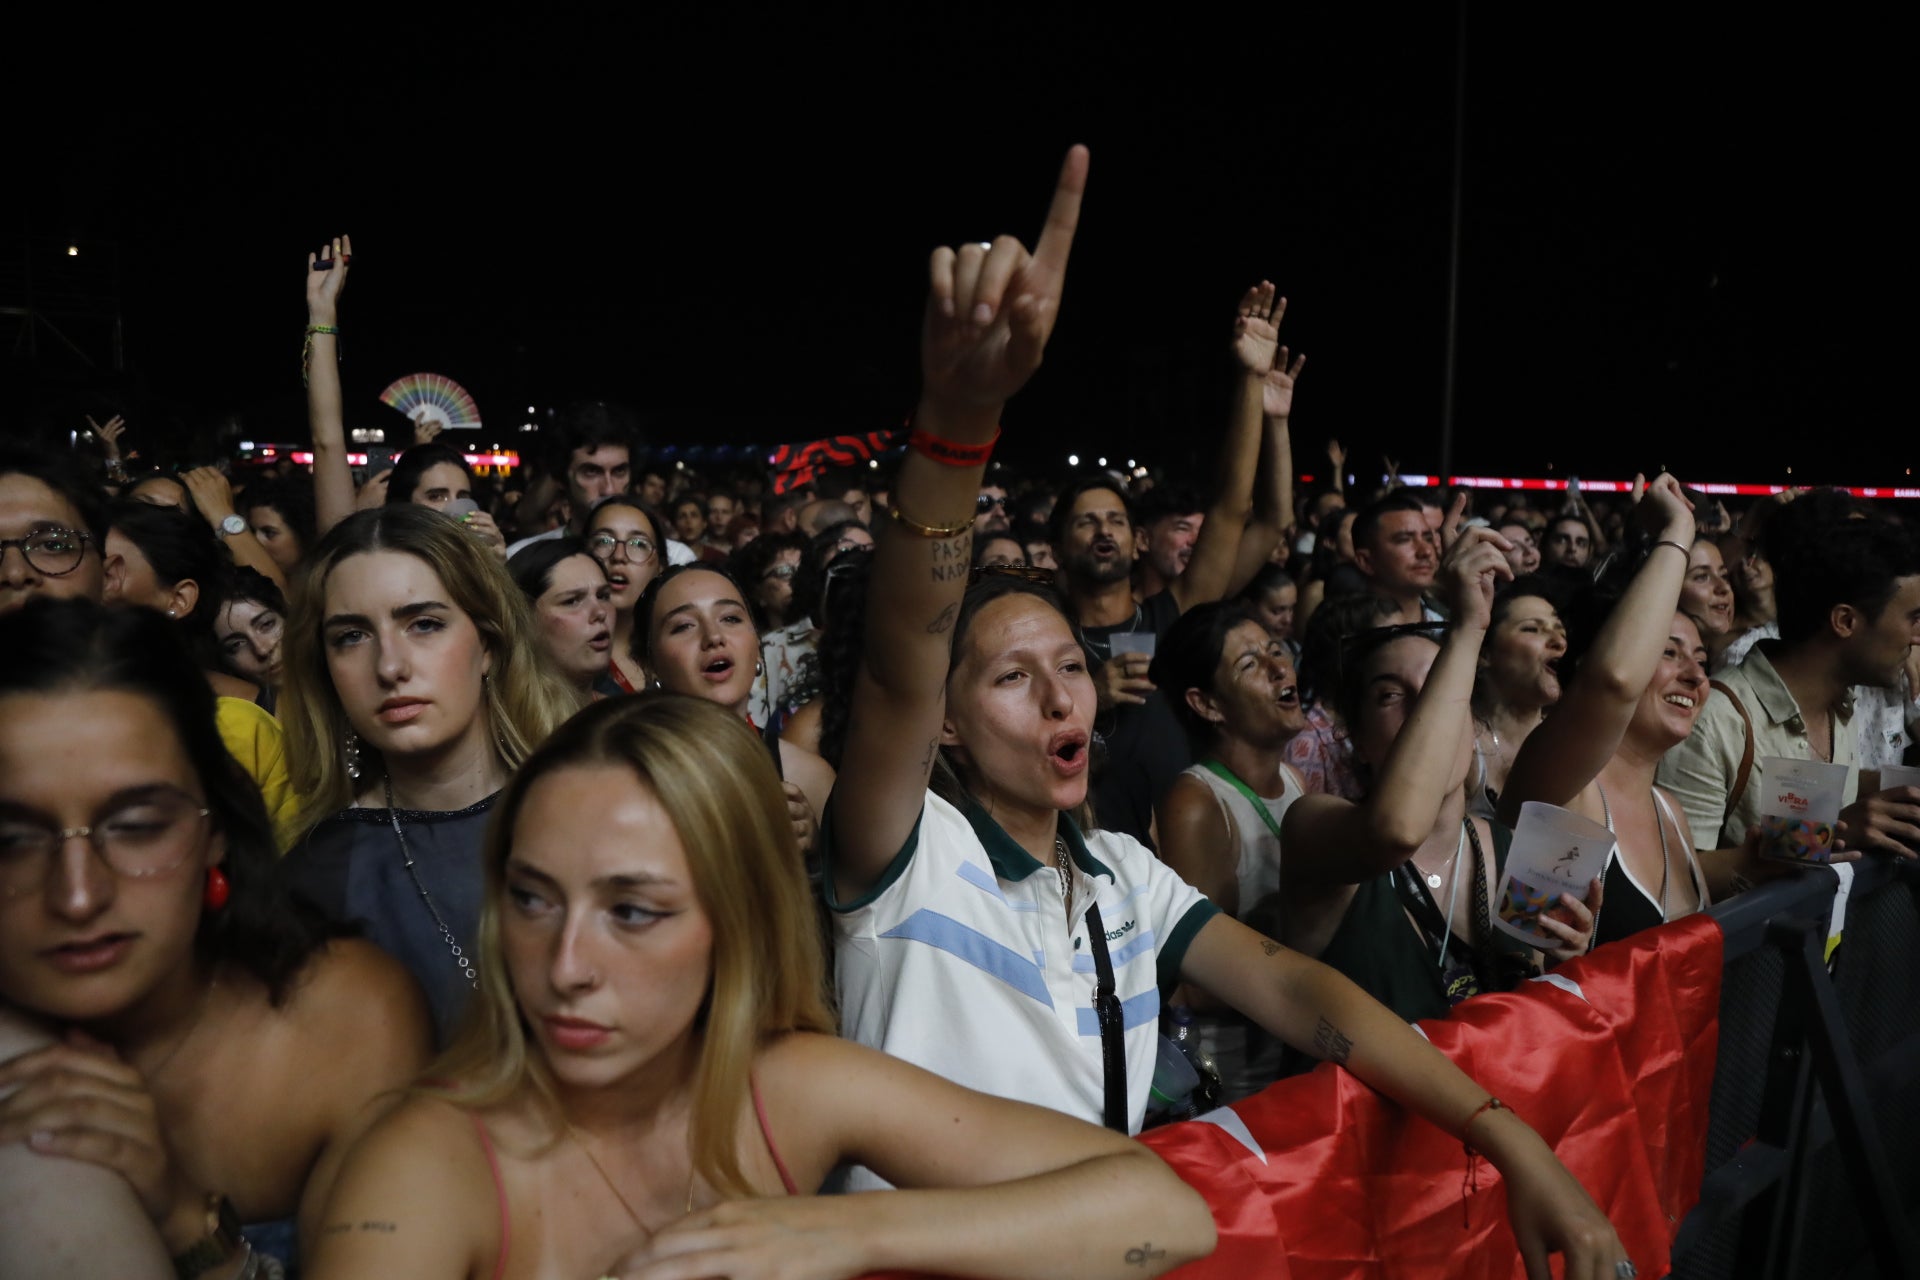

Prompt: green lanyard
[1199,760,1287,843]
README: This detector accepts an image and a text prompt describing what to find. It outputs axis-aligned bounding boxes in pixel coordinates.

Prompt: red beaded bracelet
[1460,1096,1508,1226]
[908,426,999,468]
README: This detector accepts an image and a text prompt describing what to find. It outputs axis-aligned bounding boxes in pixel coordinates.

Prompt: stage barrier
[869,861,1918,1279]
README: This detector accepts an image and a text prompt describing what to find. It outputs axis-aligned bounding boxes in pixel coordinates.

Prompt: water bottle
[1149,1032,1201,1120]
[1168,1006,1224,1114]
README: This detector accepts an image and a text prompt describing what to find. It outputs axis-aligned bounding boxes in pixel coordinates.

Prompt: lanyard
[1083,901,1129,1134]
[1198,760,1287,844]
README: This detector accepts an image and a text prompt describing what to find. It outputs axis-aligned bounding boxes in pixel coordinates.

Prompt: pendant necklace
[384,775,479,990]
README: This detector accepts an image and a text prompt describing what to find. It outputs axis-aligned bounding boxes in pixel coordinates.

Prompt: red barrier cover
[862,915,1721,1279]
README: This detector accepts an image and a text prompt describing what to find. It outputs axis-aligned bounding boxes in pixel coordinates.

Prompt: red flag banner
[864,914,1724,1280]
[767,431,902,495]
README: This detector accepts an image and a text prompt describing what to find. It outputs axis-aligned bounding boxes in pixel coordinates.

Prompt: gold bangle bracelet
[886,504,973,540]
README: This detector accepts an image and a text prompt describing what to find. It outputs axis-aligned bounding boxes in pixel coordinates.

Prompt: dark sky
[7,10,1904,488]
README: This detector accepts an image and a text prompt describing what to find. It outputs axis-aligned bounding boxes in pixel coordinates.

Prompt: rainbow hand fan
[379,373,482,431]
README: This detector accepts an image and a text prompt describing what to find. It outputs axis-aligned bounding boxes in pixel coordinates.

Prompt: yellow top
[214,696,304,854]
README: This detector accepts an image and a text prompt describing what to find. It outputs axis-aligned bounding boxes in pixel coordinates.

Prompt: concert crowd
[3,147,1916,1280]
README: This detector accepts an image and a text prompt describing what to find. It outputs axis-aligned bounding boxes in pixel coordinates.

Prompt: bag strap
[1711,679,1757,818]
[1083,902,1130,1134]
[1199,760,1287,843]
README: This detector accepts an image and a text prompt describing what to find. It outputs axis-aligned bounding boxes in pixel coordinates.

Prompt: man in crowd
[1133,487,1205,599]
[974,480,1011,535]
[1660,495,1920,862]
[507,402,694,565]
[1542,513,1595,571]
[1350,490,1444,624]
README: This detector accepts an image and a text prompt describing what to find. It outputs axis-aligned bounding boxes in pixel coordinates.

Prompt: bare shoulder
[779,740,837,801]
[272,940,433,1091]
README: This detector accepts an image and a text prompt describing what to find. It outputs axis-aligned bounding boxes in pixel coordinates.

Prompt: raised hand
[1438,526,1514,631]
[1262,349,1307,419]
[306,234,352,325]
[179,467,238,529]
[88,414,128,460]
[411,412,445,446]
[1438,490,1470,554]
[921,146,1087,411]
[1229,282,1288,378]
[1632,472,1696,544]
[1326,438,1346,469]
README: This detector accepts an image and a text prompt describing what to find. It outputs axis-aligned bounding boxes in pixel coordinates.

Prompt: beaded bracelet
[908,425,999,468]
[301,325,340,388]
[886,504,973,540]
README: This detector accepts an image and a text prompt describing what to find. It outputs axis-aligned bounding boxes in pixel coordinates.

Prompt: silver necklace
[384,775,479,990]
[1054,835,1074,918]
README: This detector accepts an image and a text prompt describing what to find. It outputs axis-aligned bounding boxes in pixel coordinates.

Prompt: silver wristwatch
[217,514,248,538]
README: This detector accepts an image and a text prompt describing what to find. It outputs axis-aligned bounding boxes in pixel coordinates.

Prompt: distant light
[526,405,535,413]
[869,459,879,469]
[1097,457,1107,467]
[1068,454,1080,466]
[675,461,686,470]
[1134,467,1149,478]
[66,244,78,257]
[240,440,255,452]
[1127,459,1136,469]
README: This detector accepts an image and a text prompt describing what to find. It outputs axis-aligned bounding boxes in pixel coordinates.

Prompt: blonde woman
[281,505,582,1040]
[306,695,1213,1280]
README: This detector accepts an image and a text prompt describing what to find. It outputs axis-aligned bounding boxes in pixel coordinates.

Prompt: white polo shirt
[827,791,1219,1147]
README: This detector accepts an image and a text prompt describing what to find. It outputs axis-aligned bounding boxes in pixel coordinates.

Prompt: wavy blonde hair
[282,506,583,833]
[423,694,835,1195]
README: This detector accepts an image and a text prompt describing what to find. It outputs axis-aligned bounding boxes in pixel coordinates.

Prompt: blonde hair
[423,694,835,1196]
[282,506,583,833]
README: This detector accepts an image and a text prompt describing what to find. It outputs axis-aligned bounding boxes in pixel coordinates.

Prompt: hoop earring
[345,727,364,782]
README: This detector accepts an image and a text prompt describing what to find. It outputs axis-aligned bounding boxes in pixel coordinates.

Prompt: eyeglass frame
[0,526,96,577]
[586,531,658,563]
[0,786,213,899]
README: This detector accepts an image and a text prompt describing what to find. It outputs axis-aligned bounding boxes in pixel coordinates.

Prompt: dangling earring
[345,727,363,781]
[755,659,765,677]
[203,866,231,911]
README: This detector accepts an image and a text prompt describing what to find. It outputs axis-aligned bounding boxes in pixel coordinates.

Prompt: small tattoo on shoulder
[1312,1017,1354,1065]
[1260,939,1281,956]
[1125,1242,1167,1267]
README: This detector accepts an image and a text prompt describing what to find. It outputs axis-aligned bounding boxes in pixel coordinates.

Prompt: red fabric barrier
[1142,913,1724,1279]
[863,915,1721,1279]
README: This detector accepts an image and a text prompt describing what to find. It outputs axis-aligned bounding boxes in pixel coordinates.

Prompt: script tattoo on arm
[929,532,972,582]
[1124,1243,1168,1267]
[1312,1017,1354,1065]
[320,1221,399,1236]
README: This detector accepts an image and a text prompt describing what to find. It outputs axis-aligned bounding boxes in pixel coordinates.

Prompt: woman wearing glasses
[0,599,430,1279]
[584,496,668,695]
[831,146,1629,1275]
[281,506,581,1042]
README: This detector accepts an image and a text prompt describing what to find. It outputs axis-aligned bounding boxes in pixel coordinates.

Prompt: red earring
[203,867,231,911]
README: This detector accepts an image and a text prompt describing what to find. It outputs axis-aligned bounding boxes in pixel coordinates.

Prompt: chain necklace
[569,1123,696,1232]
[383,775,479,990]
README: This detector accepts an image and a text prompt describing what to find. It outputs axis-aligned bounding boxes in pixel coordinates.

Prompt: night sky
[7,11,1903,489]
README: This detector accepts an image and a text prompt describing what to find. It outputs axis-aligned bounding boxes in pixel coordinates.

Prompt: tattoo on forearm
[321,1221,398,1236]
[921,739,939,771]
[1124,1243,1167,1267]
[1260,939,1281,956]
[927,602,959,634]
[929,532,972,582]
[1312,1017,1354,1065]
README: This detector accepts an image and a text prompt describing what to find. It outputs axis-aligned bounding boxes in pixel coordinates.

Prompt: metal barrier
[1673,860,1920,1280]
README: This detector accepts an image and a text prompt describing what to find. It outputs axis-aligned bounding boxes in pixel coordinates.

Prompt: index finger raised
[1030,144,1090,276]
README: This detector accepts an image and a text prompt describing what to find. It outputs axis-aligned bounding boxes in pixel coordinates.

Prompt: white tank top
[1181,761,1305,914]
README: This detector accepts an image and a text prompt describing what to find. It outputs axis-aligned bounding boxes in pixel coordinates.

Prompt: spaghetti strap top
[469,1075,798,1280]
[469,1112,512,1280]
[750,1075,801,1195]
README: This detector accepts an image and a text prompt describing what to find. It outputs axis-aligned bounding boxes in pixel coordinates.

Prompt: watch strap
[173,1192,242,1279]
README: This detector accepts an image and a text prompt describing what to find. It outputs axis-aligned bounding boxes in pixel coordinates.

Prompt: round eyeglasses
[0,787,211,899]
[0,527,94,577]
[587,533,657,563]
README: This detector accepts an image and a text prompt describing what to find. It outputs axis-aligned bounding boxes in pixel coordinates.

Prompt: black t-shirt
[1081,590,1188,849]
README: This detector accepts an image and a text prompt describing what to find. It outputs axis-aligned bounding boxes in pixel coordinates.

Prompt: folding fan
[379,373,482,431]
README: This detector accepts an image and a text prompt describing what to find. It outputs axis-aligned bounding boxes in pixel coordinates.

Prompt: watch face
[221,515,248,536]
